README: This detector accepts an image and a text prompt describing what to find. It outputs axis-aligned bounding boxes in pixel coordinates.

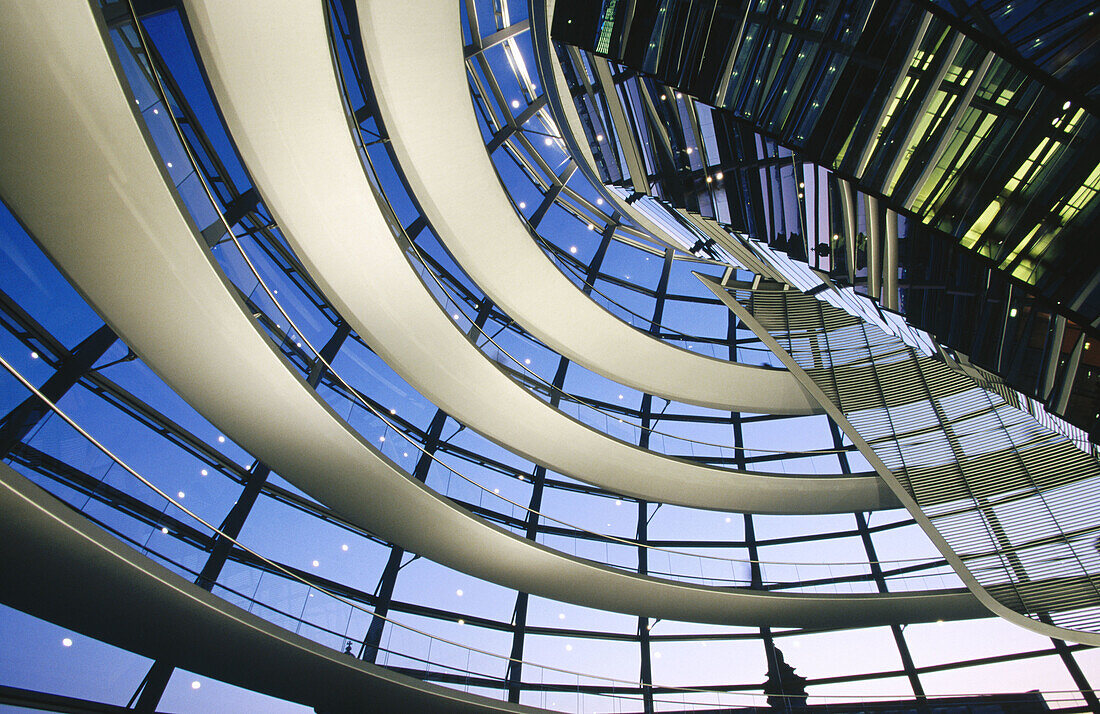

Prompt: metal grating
[726,281,1100,641]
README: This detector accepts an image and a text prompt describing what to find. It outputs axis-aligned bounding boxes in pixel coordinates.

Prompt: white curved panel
[355,0,821,416]
[0,466,542,714]
[184,0,896,514]
[0,0,978,627]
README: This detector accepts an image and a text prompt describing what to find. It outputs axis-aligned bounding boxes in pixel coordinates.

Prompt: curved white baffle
[0,465,542,714]
[184,0,896,515]
[356,0,821,417]
[0,0,980,627]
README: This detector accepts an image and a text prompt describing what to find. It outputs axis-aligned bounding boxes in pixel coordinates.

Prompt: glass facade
[0,1,1097,712]
[552,0,1100,443]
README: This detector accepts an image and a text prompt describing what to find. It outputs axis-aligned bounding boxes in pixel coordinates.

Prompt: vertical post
[505,590,532,702]
[131,661,175,713]
[730,309,773,706]
[582,222,617,296]
[995,285,1015,374]
[637,495,654,714]
[135,320,349,709]
[505,355,569,701]
[359,408,449,663]
[1047,637,1099,711]
[1053,331,1085,414]
[838,178,858,287]
[0,323,117,459]
[850,506,928,710]
[650,248,674,333]
[865,194,881,301]
[1039,315,1066,401]
[1007,301,1038,384]
[201,320,350,593]
[193,461,272,592]
[883,209,900,311]
[362,293,497,661]
[199,188,260,247]
[633,249,674,713]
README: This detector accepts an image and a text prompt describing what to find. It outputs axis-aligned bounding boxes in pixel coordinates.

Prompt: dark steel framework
[0,0,1097,711]
[550,0,1100,442]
